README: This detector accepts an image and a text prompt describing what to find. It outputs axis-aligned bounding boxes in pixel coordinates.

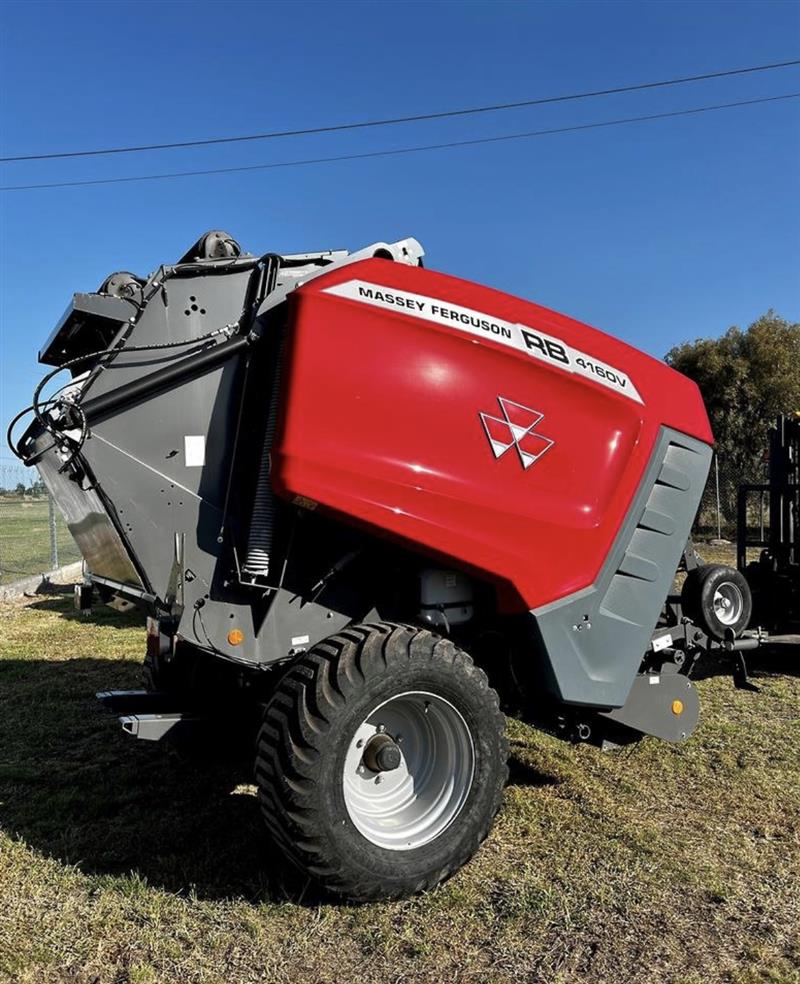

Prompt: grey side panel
[34,440,143,588]
[599,664,699,742]
[529,428,712,708]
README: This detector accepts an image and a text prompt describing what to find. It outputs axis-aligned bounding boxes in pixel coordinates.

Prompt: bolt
[424,701,431,714]
[396,734,403,743]
[375,775,382,784]
[356,739,364,748]
[376,724,385,734]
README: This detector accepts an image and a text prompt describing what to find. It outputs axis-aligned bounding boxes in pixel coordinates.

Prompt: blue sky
[1,0,798,448]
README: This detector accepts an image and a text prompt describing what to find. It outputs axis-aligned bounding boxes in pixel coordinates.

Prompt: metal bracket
[119,712,198,741]
[96,689,200,741]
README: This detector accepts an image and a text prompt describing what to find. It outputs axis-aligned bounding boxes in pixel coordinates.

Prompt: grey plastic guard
[529,428,712,709]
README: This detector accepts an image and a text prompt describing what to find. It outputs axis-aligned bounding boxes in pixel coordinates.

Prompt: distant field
[0,497,80,584]
[0,592,798,983]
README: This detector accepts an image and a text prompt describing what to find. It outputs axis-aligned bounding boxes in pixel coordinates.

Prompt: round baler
[11,231,755,900]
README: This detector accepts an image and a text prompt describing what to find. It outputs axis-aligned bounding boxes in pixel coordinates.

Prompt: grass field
[0,498,81,585]
[0,591,798,984]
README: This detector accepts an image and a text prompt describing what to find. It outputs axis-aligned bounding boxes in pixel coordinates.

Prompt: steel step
[96,690,201,742]
[119,712,200,741]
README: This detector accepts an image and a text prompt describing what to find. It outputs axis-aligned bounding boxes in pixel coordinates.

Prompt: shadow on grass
[25,596,146,631]
[0,651,560,908]
[0,656,314,905]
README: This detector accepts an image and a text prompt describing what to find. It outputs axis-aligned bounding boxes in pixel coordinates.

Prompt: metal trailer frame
[737,413,800,629]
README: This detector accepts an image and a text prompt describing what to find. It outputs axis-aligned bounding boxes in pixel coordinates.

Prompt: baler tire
[681,564,753,640]
[254,622,508,902]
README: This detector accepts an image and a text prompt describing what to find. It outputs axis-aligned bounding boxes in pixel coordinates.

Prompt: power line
[2,92,798,193]
[2,59,798,164]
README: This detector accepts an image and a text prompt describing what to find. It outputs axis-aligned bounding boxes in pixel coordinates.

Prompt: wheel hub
[713,581,744,625]
[342,691,475,851]
[363,732,402,772]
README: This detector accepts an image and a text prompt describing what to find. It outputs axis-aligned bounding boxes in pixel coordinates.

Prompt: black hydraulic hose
[7,322,240,461]
[10,251,279,464]
[79,334,252,425]
[76,254,278,426]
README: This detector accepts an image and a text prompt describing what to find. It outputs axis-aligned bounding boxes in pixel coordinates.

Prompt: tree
[666,311,800,517]
[14,483,26,496]
[666,311,800,477]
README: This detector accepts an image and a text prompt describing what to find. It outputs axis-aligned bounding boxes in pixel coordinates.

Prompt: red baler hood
[272,259,712,611]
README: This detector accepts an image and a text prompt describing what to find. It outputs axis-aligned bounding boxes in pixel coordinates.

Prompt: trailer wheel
[255,623,508,901]
[681,564,752,640]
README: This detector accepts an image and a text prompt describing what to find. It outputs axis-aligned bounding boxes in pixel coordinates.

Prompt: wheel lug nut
[375,775,382,784]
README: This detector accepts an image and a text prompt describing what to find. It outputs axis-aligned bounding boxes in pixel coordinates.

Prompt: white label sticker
[291,634,310,647]
[652,633,673,653]
[323,279,643,404]
[184,435,205,467]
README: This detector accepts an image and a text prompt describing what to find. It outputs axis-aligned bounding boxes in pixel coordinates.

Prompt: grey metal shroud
[529,428,712,708]
[23,236,425,670]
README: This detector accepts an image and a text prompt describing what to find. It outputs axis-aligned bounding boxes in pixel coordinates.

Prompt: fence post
[48,494,59,570]
[715,456,722,541]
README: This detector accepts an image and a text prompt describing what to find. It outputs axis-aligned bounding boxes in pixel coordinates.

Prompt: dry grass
[0,591,798,984]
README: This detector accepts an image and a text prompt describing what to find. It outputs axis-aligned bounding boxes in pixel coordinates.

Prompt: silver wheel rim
[342,691,475,851]
[713,582,744,625]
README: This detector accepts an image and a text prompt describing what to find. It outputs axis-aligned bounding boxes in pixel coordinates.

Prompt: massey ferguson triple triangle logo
[479,397,554,471]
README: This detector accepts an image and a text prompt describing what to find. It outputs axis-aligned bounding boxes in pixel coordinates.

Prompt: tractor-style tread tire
[254,622,508,902]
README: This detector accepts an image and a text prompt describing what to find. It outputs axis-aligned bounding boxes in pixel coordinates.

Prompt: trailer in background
[738,412,800,632]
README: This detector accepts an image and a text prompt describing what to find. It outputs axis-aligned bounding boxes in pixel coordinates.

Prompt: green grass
[0,498,81,584]
[0,593,798,983]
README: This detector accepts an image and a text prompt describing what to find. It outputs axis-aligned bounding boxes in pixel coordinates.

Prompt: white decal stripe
[322,279,643,404]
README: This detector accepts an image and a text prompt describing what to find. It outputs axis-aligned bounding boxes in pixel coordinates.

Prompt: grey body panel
[39,293,139,366]
[598,663,699,742]
[26,238,419,670]
[529,428,712,708]
[33,437,143,587]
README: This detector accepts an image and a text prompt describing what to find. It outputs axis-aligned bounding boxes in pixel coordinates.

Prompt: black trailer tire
[255,622,508,902]
[681,564,753,640]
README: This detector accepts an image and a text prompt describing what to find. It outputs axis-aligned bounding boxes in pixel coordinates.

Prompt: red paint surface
[272,259,712,611]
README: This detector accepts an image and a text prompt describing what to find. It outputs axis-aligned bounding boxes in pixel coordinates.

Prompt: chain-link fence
[693,454,773,558]
[0,460,82,585]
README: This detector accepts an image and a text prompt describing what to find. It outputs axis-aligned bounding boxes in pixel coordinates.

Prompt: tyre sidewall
[311,655,504,891]
[697,566,753,639]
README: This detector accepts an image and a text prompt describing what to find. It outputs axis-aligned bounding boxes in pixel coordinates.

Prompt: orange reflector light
[671,699,684,716]
[227,628,244,646]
